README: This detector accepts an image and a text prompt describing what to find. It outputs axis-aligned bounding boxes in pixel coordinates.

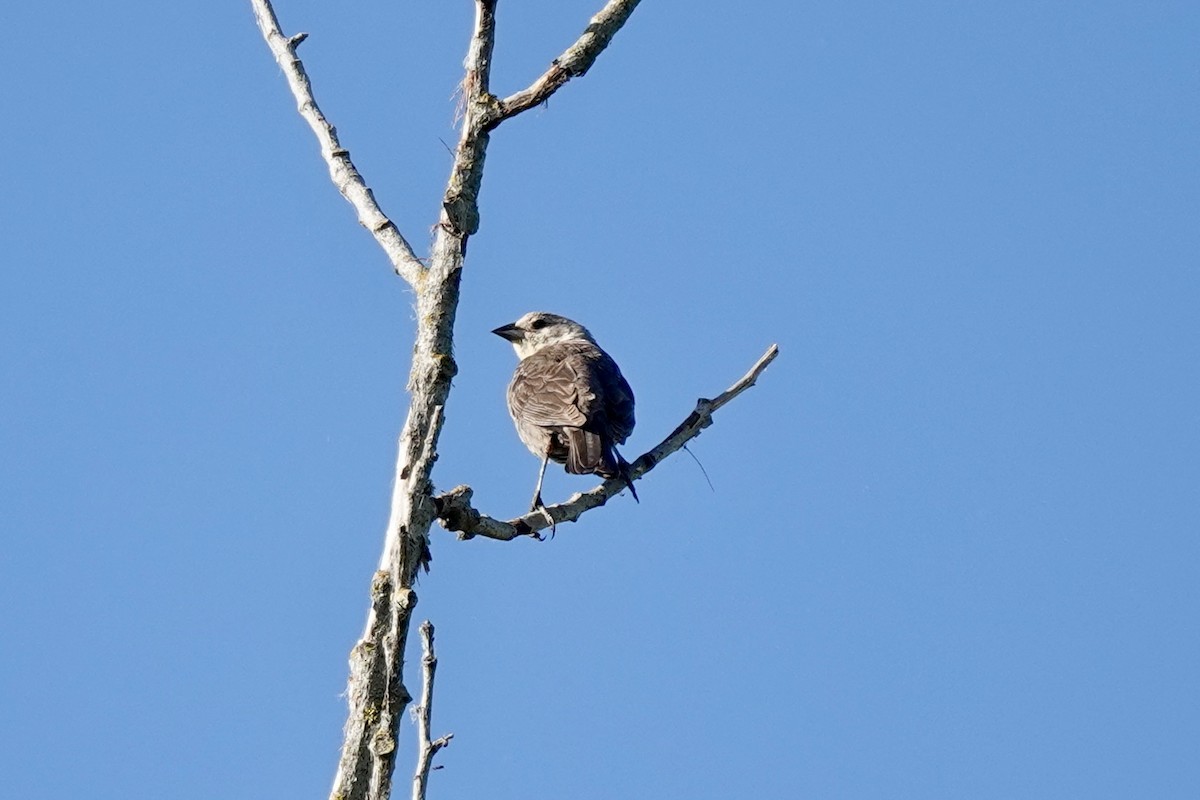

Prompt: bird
[493,311,639,514]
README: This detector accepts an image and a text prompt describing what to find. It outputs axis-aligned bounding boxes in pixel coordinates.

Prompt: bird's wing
[508,343,593,429]
[600,364,636,445]
[508,340,636,476]
[513,340,636,437]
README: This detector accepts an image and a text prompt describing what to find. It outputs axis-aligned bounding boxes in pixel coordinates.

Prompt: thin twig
[411,621,453,800]
[435,344,781,540]
[249,0,426,285]
[491,0,643,127]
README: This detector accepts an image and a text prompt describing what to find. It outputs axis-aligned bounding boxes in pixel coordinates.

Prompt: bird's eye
[530,318,548,330]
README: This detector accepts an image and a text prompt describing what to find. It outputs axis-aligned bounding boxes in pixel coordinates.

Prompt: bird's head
[493,312,594,359]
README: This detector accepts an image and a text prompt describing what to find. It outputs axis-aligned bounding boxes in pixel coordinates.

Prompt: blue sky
[2,1,1198,798]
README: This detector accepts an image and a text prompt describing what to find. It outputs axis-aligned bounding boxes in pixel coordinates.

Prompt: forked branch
[435,344,780,540]
[251,1,650,798]
[490,0,643,126]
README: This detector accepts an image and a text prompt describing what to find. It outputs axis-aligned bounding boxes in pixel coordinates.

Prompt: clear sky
[2,1,1198,798]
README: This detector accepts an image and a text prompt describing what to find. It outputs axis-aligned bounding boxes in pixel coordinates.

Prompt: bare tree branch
[411,621,452,800]
[492,0,643,126]
[249,0,426,285]
[436,0,498,241]
[253,1,645,798]
[436,344,781,540]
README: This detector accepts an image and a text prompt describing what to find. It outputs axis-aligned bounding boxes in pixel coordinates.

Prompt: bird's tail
[571,430,639,503]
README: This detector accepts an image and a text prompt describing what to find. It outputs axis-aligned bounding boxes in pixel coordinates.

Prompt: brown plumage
[494,312,638,511]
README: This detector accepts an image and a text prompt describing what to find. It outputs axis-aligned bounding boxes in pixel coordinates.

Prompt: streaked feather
[506,339,635,478]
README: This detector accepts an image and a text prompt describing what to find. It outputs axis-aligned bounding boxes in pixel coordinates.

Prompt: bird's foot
[528,494,557,539]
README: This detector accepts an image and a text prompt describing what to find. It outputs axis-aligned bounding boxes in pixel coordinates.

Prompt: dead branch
[251,2,644,799]
[411,621,452,800]
[249,0,425,285]
[436,344,780,540]
[491,0,643,126]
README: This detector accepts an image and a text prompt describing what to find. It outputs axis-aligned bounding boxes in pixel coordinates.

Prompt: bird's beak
[492,323,524,342]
